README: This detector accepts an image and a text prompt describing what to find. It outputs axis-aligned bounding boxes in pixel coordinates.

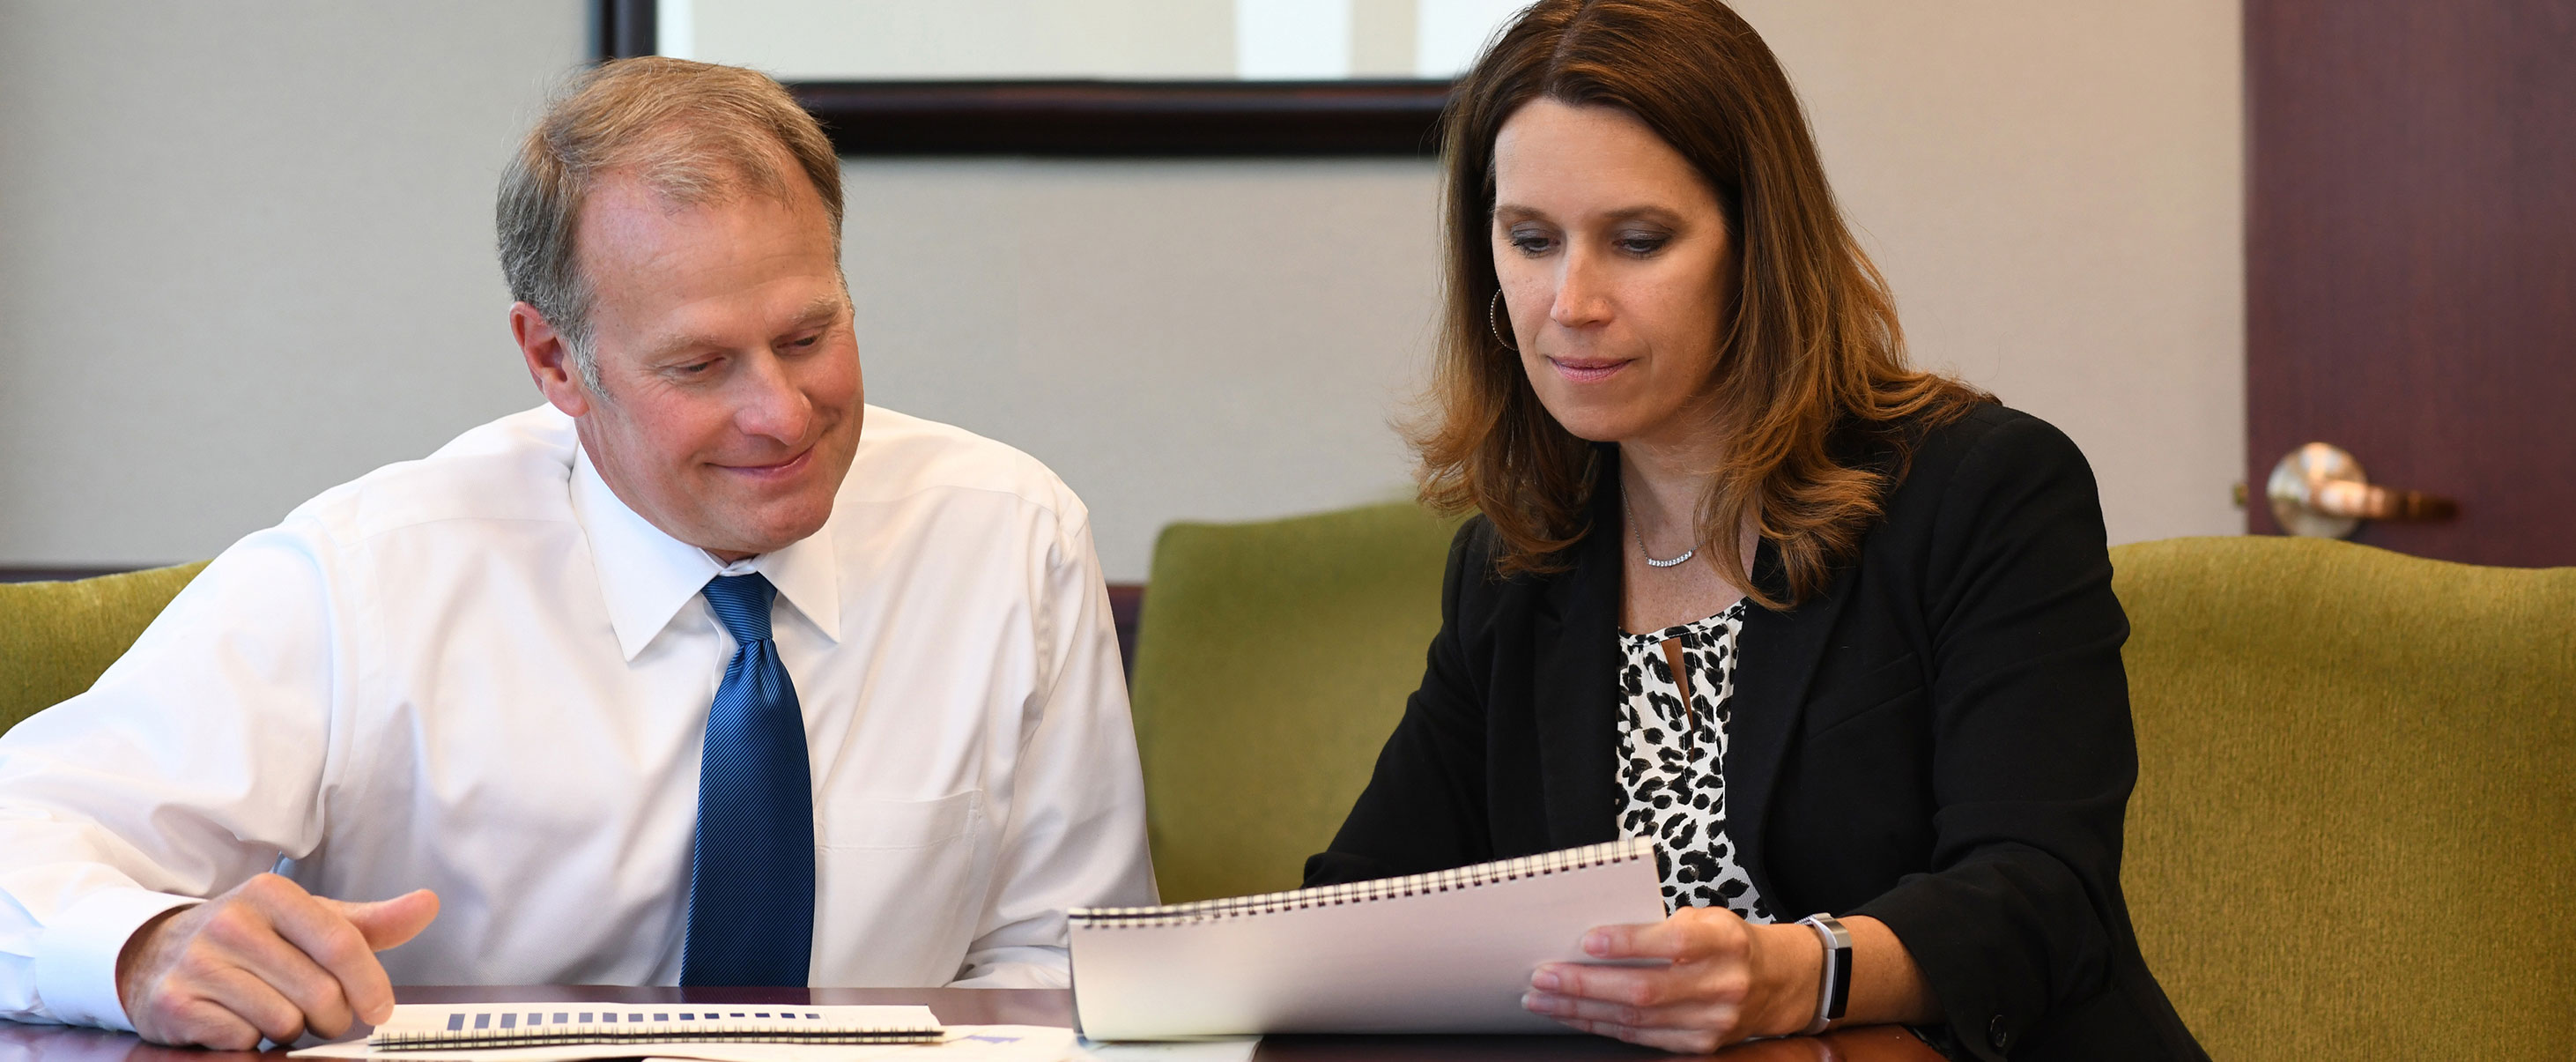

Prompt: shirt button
[1988,1014,2010,1051]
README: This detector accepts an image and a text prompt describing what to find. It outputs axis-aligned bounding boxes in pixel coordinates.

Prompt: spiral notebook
[1068,837,1666,1040]
[356,1004,942,1051]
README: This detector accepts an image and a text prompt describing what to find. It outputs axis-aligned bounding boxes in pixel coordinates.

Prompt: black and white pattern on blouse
[1613,599,1775,923]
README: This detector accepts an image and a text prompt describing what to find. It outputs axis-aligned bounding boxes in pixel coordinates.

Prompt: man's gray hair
[496,57,844,390]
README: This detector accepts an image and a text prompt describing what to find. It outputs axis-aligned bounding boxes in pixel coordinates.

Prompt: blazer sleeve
[1847,412,2138,1060]
[1303,520,1499,886]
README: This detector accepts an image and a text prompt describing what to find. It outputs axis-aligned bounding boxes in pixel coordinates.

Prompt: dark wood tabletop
[0,986,1943,1062]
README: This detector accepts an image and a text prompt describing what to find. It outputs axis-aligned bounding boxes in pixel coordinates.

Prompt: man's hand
[1520,906,1822,1053]
[115,873,440,1049]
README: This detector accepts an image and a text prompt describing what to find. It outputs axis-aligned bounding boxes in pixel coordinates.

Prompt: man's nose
[732,350,813,444]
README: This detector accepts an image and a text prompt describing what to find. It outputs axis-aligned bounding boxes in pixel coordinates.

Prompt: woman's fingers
[1529,908,1765,1052]
[1526,955,1756,1047]
[1580,906,1745,961]
[1581,922,1675,959]
[1536,961,1685,1008]
[1556,1016,1726,1055]
[1523,987,1742,1035]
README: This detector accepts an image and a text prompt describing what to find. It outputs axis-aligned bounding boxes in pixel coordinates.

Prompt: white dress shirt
[0,404,1155,1030]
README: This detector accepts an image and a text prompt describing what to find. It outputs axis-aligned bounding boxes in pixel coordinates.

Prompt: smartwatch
[1796,913,1853,1035]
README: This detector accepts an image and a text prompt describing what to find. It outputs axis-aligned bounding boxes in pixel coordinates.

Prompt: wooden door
[2247,0,2576,566]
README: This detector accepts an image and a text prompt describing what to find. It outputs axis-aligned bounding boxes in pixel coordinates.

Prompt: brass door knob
[2265,442,2458,539]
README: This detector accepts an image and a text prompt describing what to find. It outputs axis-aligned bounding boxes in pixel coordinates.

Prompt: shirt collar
[571,445,843,661]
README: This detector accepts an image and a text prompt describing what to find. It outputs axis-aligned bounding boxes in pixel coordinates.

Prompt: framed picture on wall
[596,0,1528,155]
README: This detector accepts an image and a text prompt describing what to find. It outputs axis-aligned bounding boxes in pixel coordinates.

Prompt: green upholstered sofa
[1124,509,2575,1060]
[0,561,209,736]
[2114,537,2576,1059]
[5,525,2570,1058]
[1125,502,1462,905]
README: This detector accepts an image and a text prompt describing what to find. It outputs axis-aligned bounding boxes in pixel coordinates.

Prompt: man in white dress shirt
[0,59,1153,1047]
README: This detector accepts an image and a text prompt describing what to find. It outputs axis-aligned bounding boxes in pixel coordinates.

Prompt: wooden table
[0,987,1942,1062]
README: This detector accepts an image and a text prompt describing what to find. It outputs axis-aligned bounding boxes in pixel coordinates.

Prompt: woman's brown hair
[1414,0,1989,608]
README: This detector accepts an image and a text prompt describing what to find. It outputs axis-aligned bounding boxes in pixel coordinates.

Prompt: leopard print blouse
[1613,599,1776,922]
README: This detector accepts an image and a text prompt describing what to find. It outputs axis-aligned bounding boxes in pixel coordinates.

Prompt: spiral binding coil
[1069,836,1654,930]
[368,1010,941,1050]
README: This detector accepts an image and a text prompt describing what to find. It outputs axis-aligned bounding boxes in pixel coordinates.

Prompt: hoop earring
[1488,289,1519,352]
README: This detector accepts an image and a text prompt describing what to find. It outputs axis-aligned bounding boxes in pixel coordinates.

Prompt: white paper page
[1069,841,1666,1038]
[361,1004,937,1041]
[296,1024,1074,1062]
[650,1025,1079,1062]
[293,1041,924,1062]
[293,1042,614,1061]
[291,1005,947,1062]
[1074,1036,1261,1062]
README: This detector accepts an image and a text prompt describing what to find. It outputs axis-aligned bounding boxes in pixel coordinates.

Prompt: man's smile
[714,443,817,482]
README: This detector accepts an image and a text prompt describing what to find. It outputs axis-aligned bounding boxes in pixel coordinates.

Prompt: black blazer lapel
[1728,539,1854,910]
[1532,465,1625,851]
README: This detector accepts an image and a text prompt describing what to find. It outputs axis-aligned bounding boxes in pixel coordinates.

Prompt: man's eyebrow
[640,330,716,363]
[640,297,847,360]
[787,295,845,328]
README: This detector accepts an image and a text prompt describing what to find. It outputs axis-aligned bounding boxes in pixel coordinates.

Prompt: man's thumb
[324,889,441,951]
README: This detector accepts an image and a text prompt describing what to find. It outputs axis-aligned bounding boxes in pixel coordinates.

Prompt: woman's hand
[1521,906,1825,1053]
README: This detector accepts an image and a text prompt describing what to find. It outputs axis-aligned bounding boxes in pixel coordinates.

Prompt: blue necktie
[679,573,815,986]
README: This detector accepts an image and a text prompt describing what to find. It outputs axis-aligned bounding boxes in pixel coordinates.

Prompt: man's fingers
[288,890,437,1029]
[129,972,259,1051]
[199,963,315,1046]
[323,890,438,1026]
[216,908,362,1038]
[154,995,266,1051]
[328,889,441,951]
[122,878,438,1046]
[231,876,377,1035]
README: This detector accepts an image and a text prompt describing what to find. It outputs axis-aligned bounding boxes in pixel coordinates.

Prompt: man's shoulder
[840,406,1088,528]
[285,405,579,544]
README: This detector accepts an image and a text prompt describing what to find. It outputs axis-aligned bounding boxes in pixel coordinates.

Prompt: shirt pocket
[811,789,996,984]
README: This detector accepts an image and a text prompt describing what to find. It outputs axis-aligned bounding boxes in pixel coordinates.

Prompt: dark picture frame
[596,0,1452,156]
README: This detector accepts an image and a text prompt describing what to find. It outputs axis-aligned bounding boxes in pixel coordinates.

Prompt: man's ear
[511,301,592,418]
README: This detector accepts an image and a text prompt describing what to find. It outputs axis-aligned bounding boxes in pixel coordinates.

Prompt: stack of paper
[1069,838,1666,1039]
[288,1005,1076,1062]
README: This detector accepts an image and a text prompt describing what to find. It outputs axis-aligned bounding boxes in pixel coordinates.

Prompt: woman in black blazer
[1302,3,2204,1059]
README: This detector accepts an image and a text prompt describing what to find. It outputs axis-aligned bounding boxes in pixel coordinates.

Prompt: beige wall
[0,0,588,566]
[840,158,1436,583]
[0,1,2243,583]
[1738,0,2247,548]
[838,0,2248,579]
[681,0,1238,80]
